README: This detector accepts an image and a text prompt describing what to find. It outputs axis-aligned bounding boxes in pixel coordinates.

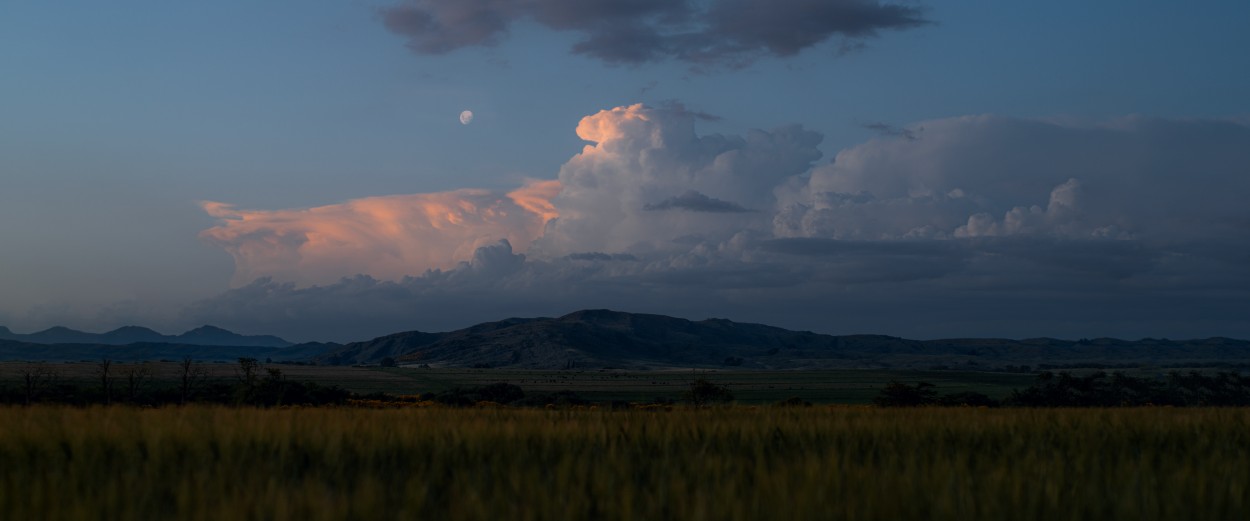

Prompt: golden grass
[1,406,1247,520]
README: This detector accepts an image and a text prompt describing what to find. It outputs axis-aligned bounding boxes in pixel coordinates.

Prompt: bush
[872,381,937,407]
[935,392,998,407]
[1004,371,1250,407]
[685,378,734,406]
[432,383,526,407]
[514,390,589,407]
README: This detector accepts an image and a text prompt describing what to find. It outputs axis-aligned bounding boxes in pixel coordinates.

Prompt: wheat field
[0,406,1247,520]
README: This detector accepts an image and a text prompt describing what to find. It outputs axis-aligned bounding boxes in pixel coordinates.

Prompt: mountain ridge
[314,309,1250,370]
[0,324,292,347]
[4,310,1249,369]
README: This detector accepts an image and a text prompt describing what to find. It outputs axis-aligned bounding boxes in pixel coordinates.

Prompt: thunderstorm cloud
[192,104,1250,342]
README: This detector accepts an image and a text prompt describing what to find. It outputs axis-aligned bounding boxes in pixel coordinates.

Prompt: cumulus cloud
[200,180,559,286]
[777,115,1250,242]
[381,0,929,67]
[187,105,1250,342]
[537,103,822,255]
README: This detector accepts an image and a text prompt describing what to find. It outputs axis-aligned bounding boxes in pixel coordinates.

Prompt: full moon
[459,110,474,125]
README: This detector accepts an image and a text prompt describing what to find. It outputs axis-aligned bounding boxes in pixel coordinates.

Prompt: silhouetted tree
[96,358,114,405]
[123,364,153,402]
[475,382,523,403]
[379,357,398,368]
[236,357,260,388]
[250,367,289,406]
[20,365,57,405]
[177,356,209,405]
[1001,371,1250,407]
[431,383,525,406]
[935,391,998,407]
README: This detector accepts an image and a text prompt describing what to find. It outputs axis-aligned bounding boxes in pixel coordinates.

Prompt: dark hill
[316,309,1250,370]
[175,325,291,347]
[21,326,102,345]
[100,326,167,344]
[5,311,1249,369]
[317,309,836,368]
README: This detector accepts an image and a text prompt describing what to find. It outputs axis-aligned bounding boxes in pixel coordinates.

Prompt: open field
[1,406,1248,520]
[0,362,1042,404]
[371,367,1038,404]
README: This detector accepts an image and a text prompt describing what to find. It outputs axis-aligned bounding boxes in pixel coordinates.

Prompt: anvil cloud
[193,105,1250,342]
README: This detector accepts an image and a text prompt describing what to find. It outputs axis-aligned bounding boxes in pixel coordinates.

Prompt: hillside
[5,310,1248,368]
[315,310,1250,370]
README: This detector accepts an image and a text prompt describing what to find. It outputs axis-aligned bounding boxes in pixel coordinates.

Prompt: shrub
[935,391,998,407]
[873,381,937,407]
[685,378,734,406]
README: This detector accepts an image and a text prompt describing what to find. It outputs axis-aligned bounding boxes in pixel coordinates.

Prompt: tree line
[874,371,1250,407]
[10,361,1249,408]
[0,357,351,407]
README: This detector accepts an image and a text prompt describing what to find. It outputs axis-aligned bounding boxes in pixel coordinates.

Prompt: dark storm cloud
[381,0,930,66]
[760,237,956,257]
[701,0,928,56]
[381,0,514,54]
[180,235,1250,343]
[644,191,753,213]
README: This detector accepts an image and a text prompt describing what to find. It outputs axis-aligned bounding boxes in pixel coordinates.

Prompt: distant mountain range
[0,325,291,348]
[4,310,1250,369]
[315,309,1250,370]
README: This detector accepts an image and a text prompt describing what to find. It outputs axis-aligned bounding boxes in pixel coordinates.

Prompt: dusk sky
[2,1,1249,342]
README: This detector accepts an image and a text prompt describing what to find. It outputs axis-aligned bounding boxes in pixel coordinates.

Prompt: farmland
[2,406,1248,520]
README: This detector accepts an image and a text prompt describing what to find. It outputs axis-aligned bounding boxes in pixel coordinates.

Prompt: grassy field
[1,406,1248,520]
[0,362,1037,404]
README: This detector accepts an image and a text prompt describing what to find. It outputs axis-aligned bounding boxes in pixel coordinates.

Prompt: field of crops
[2,406,1247,520]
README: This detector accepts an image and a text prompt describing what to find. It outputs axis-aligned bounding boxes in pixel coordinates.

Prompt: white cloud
[778,115,1250,241]
[537,103,822,256]
[177,107,1250,342]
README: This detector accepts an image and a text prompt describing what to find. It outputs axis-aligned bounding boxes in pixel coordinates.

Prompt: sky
[2,1,1249,342]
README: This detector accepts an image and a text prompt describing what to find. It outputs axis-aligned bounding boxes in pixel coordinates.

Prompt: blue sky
[2,1,1249,340]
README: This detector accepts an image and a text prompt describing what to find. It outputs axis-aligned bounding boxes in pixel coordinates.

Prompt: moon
[459,110,474,125]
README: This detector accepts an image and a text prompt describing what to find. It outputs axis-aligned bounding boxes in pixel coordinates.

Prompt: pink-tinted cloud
[200,180,559,286]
